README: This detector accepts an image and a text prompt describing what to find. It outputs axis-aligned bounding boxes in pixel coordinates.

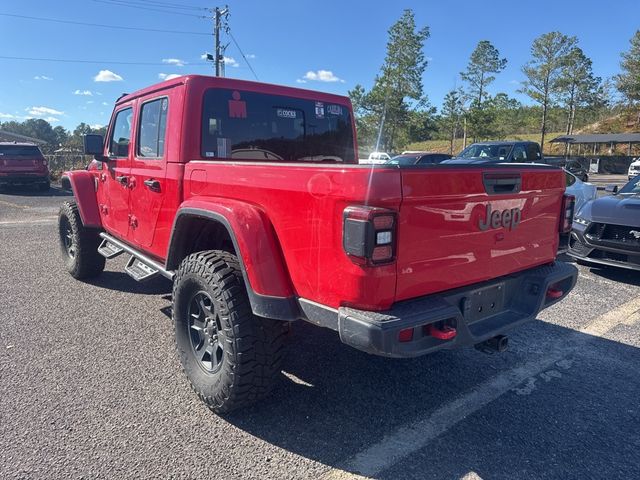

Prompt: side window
[565,172,576,187]
[137,98,169,158]
[108,108,133,158]
[512,145,528,162]
[527,143,541,162]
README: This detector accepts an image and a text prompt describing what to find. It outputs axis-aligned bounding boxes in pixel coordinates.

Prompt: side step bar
[98,238,125,259]
[98,232,174,282]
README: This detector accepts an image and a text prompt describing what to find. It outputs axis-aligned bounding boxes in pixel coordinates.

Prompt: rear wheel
[172,250,287,413]
[58,201,105,279]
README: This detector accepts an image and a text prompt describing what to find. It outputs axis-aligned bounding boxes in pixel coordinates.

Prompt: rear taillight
[560,194,575,233]
[343,206,397,265]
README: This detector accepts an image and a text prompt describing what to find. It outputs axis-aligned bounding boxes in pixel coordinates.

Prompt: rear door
[395,166,565,301]
[127,96,170,248]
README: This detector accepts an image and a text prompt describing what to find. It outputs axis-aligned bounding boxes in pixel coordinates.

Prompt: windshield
[618,175,640,194]
[0,145,43,157]
[201,89,355,163]
[386,154,419,165]
[457,144,513,161]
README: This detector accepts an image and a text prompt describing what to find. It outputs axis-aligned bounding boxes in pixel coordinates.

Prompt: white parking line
[319,297,640,480]
[0,217,57,226]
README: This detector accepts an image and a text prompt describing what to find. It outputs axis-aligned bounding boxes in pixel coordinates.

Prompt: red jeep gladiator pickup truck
[59,75,577,412]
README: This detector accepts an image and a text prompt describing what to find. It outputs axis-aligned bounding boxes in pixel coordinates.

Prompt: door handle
[143,179,161,192]
[116,175,128,186]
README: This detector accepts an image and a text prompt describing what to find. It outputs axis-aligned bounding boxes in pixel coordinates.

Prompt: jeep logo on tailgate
[478,204,521,231]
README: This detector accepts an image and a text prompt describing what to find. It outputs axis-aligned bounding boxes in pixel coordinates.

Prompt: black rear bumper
[0,174,49,185]
[333,261,577,358]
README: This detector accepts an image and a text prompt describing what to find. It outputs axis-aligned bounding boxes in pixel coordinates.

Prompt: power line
[118,0,208,10]
[228,30,259,81]
[0,13,211,36]
[91,0,209,18]
[0,55,208,66]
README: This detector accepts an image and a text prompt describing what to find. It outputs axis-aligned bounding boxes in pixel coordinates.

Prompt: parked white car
[565,170,597,215]
[360,152,391,164]
[628,158,640,181]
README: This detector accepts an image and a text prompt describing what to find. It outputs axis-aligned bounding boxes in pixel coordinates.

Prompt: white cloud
[34,75,53,81]
[162,58,185,66]
[245,53,256,59]
[44,117,59,123]
[0,112,18,119]
[223,56,239,67]
[87,100,94,104]
[158,73,181,81]
[295,79,307,84]
[302,69,344,83]
[27,106,64,116]
[90,124,104,130]
[93,70,123,82]
[200,53,209,60]
[73,89,93,96]
[102,101,109,106]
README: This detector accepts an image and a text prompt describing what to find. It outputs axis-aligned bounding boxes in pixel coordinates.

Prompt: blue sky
[0,0,637,130]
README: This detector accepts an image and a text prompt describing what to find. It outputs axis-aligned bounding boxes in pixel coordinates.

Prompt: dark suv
[0,143,50,190]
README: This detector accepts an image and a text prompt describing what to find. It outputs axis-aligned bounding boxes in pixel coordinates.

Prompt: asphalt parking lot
[1,185,640,480]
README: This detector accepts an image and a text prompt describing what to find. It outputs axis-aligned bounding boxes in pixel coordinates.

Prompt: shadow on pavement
[221,320,640,479]
[0,184,72,197]
[87,271,172,295]
[588,265,640,286]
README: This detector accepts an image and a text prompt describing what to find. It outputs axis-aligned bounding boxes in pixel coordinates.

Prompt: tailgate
[395,165,565,301]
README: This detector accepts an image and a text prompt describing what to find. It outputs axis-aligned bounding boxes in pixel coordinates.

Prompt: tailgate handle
[483,174,521,195]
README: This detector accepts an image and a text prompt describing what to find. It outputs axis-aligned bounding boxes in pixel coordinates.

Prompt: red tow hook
[425,324,457,340]
[546,287,564,299]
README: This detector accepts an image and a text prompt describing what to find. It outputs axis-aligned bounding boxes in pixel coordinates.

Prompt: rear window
[201,89,355,163]
[0,145,43,157]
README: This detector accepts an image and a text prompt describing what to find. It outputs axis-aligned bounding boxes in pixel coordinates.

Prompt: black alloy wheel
[59,215,75,259]
[188,291,224,373]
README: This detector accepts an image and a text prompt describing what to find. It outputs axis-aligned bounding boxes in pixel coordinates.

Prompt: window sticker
[327,104,343,116]
[228,90,247,118]
[205,151,216,158]
[276,108,297,119]
[217,137,231,158]
[315,101,325,119]
[161,98,168,111]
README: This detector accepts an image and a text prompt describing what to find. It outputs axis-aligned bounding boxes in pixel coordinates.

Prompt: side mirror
[605,184,619,193]
[83,134,105,158]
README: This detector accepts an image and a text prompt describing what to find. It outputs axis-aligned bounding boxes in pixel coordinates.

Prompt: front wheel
[58,201,105,279]
[172,250,288,413]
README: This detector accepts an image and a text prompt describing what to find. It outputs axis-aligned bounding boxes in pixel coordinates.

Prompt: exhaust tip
[475,335,509,354]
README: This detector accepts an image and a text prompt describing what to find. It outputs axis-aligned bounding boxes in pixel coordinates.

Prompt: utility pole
[213,6,229,76]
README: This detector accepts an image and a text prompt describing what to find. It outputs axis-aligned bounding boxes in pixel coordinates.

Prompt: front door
[98,106,134,239]
[127,96,169,249]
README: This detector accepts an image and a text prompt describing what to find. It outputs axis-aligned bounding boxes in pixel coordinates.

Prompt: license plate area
[465,283,506,323]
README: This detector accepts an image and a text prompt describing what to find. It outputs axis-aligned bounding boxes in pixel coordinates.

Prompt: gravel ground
[1,185,639,479]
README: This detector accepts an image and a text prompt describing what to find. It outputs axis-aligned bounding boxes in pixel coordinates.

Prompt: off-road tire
[173,250,287,413]
[58,201,105,279]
